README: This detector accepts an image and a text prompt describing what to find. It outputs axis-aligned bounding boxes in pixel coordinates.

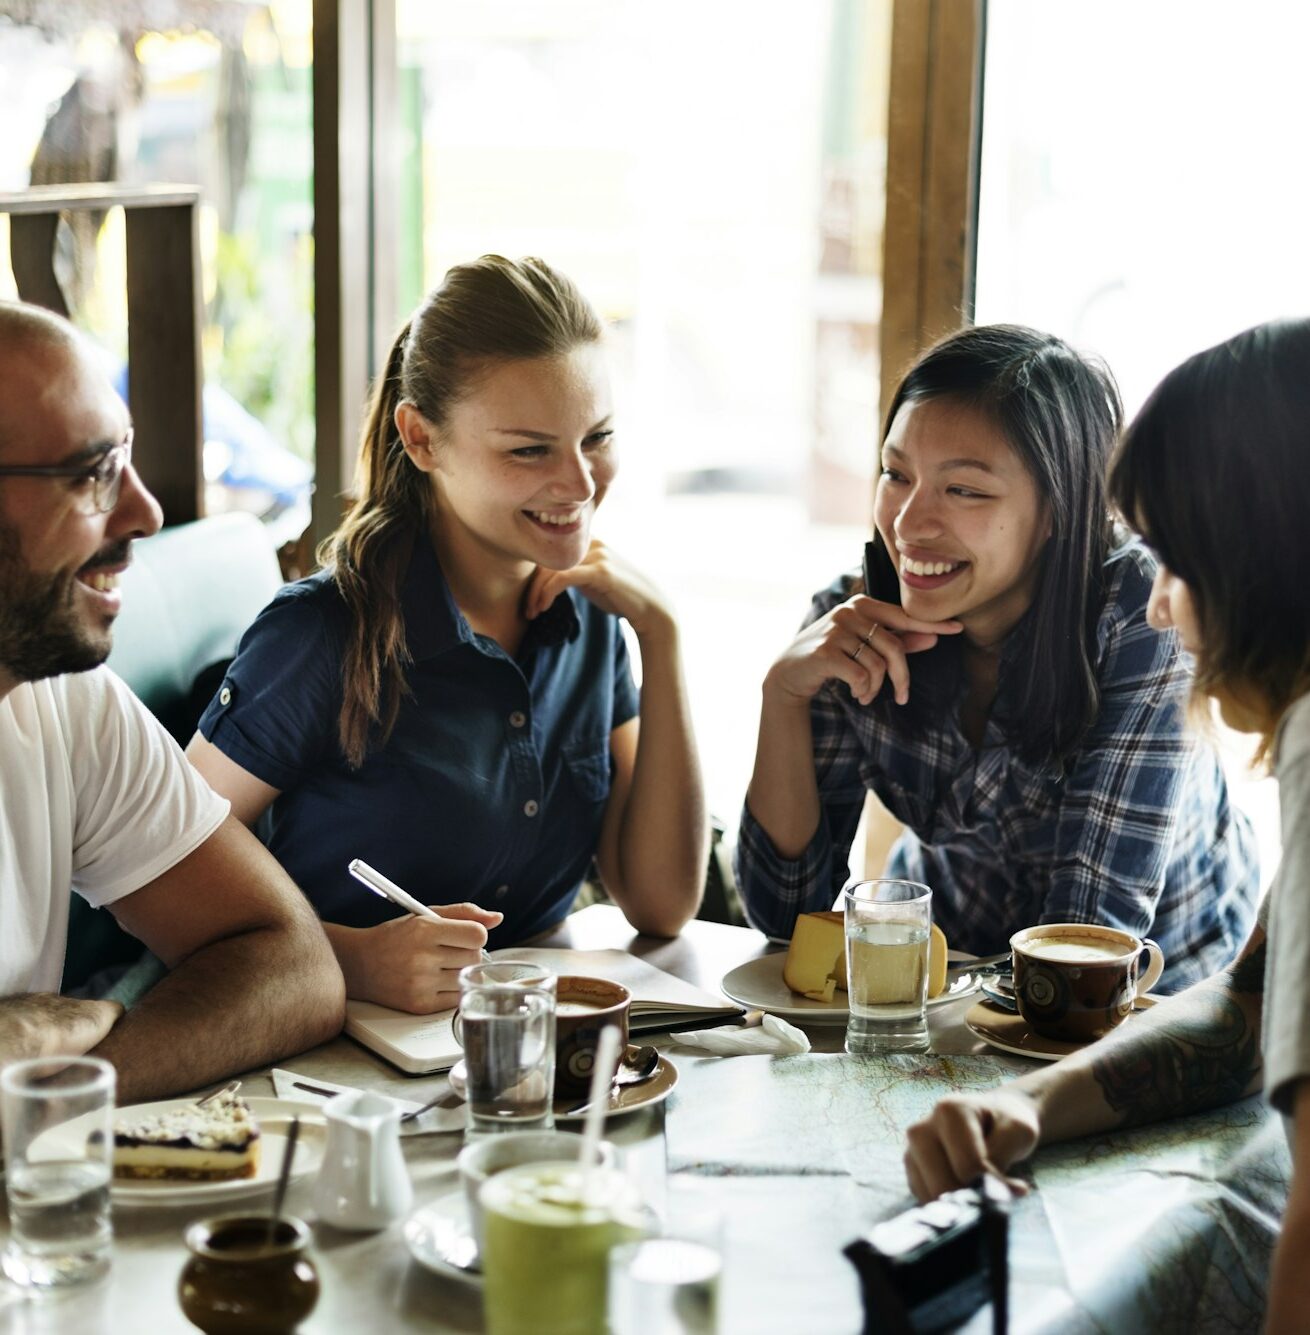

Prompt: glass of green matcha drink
[480,1160,647,1335]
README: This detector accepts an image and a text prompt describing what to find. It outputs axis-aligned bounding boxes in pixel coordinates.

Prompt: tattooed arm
[904,927,1266,1200]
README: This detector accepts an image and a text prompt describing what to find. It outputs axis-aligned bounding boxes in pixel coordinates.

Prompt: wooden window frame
[866,0,986,876]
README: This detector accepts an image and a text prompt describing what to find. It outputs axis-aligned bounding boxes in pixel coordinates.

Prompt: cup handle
[1135,939,1165,997]
[452,1009,464,1047]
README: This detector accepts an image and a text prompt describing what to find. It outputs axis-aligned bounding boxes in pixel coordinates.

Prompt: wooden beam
[312,0,397,555]
[0,185,200,215]
[124,201,204,525]
[8,212,68,317]
[880,0,984,423]
[1,186,205,527]
[868,0,985,876]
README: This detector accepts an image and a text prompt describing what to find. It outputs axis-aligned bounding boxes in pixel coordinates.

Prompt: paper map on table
[665,1053,1289,1333]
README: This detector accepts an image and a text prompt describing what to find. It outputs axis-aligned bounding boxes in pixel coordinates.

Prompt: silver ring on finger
[862,623,879,646]
[851,641,867,664]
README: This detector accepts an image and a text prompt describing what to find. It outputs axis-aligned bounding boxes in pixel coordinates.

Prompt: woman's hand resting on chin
[525,540,675,644]
[764,594,961,709]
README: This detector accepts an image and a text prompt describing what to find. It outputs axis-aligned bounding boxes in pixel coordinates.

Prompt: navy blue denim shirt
[198,538,639,946]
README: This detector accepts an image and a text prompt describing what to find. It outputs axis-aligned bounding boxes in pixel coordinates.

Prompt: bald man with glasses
[0,300,345,1096]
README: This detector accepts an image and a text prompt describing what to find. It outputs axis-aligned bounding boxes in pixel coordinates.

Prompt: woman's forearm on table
[612,621,707,933]
[743,678,823,859]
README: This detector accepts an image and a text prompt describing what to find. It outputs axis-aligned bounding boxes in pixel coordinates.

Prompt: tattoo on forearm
[1227,940,1267,995]
[1090,987,1261,1127]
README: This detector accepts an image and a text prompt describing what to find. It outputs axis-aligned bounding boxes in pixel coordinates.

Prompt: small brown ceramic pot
[178,1213,319,1334]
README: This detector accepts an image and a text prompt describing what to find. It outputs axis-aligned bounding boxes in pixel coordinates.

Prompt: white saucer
[553,1054,678,1122]
[965,995,1160,1062]
[405,1189,482,1286]
[719,953,981,1024]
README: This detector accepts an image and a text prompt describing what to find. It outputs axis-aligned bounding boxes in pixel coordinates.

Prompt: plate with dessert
[720,910,981,1023]
[102,1089,326,1205]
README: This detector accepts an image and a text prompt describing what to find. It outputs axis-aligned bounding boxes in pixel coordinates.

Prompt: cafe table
[0,905,1289,1334]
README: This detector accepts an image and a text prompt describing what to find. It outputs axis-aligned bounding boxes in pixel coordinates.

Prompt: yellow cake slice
[113,1090,261,1182]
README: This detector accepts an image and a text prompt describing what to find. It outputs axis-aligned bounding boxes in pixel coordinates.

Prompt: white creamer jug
[311,1090,413,1230]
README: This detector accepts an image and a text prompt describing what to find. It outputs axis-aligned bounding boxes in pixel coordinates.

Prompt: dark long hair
[867,324,1122,766]
[1108,318,1310,758]
[320,256,603,767]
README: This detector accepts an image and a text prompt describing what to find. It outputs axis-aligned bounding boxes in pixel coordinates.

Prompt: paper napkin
[270,1067,464,1135]
[668,1013,811,1056]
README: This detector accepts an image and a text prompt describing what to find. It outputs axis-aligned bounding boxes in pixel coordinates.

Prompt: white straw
[578,1025,623,1169]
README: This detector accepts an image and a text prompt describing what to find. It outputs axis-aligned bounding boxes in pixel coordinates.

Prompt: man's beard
[0,521,113,682]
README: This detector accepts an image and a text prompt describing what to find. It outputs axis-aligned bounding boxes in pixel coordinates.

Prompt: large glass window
[0,0,315,544]
[975,0,1302,871]
[397,0,893,834]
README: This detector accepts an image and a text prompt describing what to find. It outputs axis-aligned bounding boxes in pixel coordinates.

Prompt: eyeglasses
[0,430,134,514]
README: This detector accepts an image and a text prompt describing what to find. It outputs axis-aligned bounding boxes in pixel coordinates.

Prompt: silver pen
[347,859,492,961]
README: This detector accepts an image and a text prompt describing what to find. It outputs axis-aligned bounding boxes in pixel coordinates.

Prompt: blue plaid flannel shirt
[736,540,1259,993]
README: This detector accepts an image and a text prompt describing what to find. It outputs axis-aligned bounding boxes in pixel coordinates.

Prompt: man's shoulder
[33,666,167,747]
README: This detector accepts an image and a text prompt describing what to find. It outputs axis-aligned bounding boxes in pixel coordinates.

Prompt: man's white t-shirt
[1,667,229,994]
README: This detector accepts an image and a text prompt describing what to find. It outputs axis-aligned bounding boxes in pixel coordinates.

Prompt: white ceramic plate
[405,1189,482,1286]
[719,953,982,1024]
[94,1096,326,1206]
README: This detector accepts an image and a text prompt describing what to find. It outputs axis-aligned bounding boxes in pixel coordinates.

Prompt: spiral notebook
[343,947,743,1075]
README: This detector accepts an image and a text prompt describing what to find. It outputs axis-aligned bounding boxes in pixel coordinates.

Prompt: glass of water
[455,961,557,1138]
[843,879,932,1054]
[608,1180,722,1334]
[1,1056,116,1288]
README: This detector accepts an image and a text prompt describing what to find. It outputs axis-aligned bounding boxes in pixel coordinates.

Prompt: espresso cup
[1009,924,1165,1042]
[553,976,631,1102]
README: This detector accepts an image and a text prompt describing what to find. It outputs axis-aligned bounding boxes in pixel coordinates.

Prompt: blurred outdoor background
[2,0,1305,877]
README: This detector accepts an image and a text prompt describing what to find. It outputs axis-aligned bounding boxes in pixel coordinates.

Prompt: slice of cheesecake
[113,1090,261,1182]
[783,912,951,1001]
[782,911,847,1002]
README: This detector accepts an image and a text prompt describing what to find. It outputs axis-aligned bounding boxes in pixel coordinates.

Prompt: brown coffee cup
[553,976,630,1101]
[1010,924,1165,1042]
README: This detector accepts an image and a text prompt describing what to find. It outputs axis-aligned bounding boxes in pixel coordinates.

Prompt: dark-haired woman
[187,256,706,1012]
[738,323,1257,992]
[902,318,1310,1331]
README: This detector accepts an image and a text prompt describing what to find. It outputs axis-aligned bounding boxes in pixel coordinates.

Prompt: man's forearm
[90,923,345,1102]
[0,993,123,1064]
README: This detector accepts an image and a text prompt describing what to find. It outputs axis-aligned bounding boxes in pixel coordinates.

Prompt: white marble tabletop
[0,906,1287,1333]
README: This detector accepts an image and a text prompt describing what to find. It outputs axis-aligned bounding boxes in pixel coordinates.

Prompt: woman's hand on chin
[764,594,961,710]
[525,540,675,642]
[336,903,502,1014]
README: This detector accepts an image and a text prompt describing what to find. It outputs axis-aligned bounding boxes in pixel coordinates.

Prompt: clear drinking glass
[608,1179,723,1335]
[456,961,557,1137]
[843,879,932,1054]
[1,1056,116,1288]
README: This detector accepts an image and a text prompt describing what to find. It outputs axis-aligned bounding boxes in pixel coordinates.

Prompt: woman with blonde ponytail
[187,256,707,1012]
